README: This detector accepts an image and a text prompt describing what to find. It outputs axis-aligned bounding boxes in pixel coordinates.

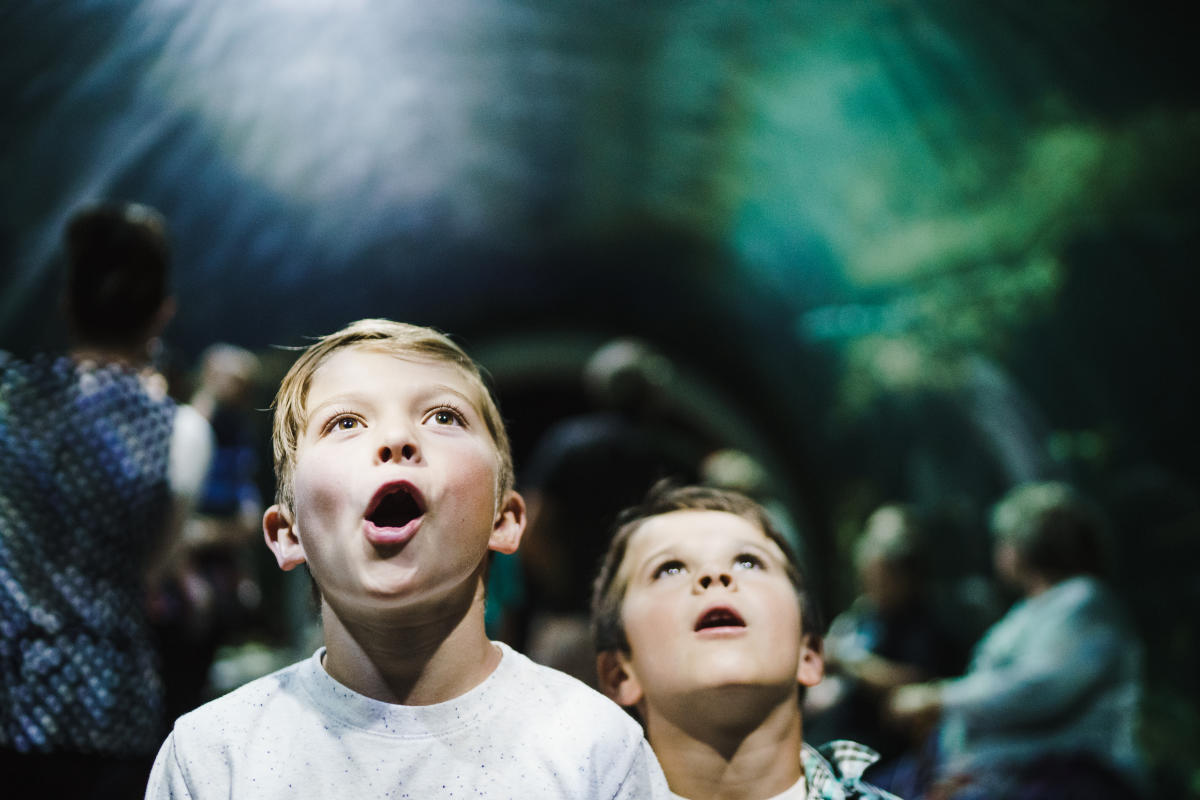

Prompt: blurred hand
[886,682,943,740]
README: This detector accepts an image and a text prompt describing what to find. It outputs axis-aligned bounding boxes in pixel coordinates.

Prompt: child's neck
[69,342,151,369]
[320,580,500,705]
[648,689,804,800]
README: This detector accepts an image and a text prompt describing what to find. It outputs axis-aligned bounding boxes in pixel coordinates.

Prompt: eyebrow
[420,383,480,409]
[305,392,367,424]
[636,545,678,569]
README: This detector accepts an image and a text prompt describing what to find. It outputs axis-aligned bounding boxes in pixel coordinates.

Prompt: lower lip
[695,625,747,637]
[364,516,423,546]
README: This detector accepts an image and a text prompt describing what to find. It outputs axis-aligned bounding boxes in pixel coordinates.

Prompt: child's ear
[797,633,825,688]
[263,503,307,570]
[596,650,644,708]
[488,490,526,555]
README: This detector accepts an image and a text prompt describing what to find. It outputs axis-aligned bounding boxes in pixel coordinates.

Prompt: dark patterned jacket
[1,353,175,756]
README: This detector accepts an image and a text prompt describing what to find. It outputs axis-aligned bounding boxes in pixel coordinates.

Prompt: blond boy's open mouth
[364,481,425,546]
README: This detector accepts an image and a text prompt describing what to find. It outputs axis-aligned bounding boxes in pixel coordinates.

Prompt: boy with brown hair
[591,483,901,800]
[146,319,669,798]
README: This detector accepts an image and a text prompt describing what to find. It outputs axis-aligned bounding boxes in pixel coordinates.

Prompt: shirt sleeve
[610,738,673,799]
[144,733,195,800]
[168,403,215,503]
[938,585,1124,730]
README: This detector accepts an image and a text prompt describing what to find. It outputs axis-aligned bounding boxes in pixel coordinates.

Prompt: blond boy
[146,319,669,798]
[591,484,902,800]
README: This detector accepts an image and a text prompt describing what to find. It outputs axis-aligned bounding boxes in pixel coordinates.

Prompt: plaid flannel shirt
[804,740,905,800]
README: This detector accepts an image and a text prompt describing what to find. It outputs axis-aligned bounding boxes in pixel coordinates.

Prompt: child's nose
[377,434,420,464]
[696,572,734,591]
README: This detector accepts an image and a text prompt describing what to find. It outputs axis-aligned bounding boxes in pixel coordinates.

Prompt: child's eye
[425,405,466,427]
[652,560,686,579]
[733,553,764,570]
[324,413,363,434]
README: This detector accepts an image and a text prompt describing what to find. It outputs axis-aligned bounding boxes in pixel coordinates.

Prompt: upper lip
[694,604,746,631]
[365,480,426,528]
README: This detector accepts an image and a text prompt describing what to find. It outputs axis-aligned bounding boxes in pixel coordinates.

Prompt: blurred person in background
[887,482,1146,799]
[502,338,701,684]
[698,447,805,558]
[149,343,265,723]
[0,202,213,798]
[808,504,965,792]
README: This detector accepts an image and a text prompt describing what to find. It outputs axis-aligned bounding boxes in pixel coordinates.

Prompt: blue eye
[734,553,764,570]
[652,560,686,579]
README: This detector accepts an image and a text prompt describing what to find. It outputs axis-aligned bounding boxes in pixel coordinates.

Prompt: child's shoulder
[494,642,596,694]
[493,642,636,722]
[486,643,661,790]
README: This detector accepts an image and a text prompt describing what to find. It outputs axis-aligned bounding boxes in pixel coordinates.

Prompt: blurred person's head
[583,338,673,417]
[990,481,1112,593]
[64,201,174,354]
[197,343,261,408]
[854,504,925,614]
[699,448,770,497]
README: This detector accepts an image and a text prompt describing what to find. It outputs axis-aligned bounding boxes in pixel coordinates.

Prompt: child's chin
[696,661,796,695]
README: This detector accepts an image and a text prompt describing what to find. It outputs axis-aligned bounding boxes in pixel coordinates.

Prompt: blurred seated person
[888,482,1146,799]
[808,505,964,782]
[149,343,265,721]
[0,202,213,798]
[507,338,702,683]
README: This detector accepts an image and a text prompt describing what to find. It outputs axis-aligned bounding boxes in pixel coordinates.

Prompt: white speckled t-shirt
[146,642,669,799]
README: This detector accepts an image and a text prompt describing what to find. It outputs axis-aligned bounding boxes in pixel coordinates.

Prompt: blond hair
[270,319,513,511]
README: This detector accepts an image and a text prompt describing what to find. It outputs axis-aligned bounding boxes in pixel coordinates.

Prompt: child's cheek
[293,456,354,530]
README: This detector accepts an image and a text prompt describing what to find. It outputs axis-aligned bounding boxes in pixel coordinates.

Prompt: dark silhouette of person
[509,338,702,683]
[0,202,213,798]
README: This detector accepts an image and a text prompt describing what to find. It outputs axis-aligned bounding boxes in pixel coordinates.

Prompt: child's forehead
[306,345,477,399]
[623,509,782,566]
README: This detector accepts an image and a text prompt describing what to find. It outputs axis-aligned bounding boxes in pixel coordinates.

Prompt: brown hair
[990,481,1112,581]
[65,202,170,348]
[269,318,513,512]
[591,482,822,655]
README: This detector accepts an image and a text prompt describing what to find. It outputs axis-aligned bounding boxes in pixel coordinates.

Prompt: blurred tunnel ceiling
[2,0,1198,511]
